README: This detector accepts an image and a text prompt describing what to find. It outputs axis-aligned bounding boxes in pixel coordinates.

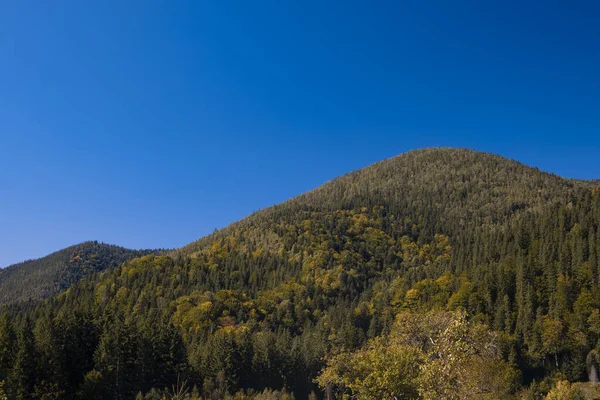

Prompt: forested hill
[2,148,600,399]
[177,148,596,259]
[0,241,162,304]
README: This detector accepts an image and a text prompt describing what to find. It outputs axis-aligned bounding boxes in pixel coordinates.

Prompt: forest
[1,148,600,399]
[0,241,162,304]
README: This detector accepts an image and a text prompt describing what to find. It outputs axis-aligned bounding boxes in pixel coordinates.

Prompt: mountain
[178,147,593,257]
[1,148,599,399]
[0,241,162,304]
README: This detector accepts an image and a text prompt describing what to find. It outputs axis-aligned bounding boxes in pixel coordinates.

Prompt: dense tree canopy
[1,148,600,399]
[0,241,163,304]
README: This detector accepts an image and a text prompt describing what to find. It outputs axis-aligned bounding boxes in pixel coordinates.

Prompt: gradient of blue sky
[1,1,599,266]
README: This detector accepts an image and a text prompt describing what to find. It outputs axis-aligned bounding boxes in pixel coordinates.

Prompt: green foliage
[0,314,16,383]
[318,311,519,399]
[317,337,422,399]
[0,381,7,400]
[1,148,600,397]
[78,370,106,400]
[411,311,518,399]
[544,380,585,400]
[0,241,163,304]
[9,317,37,399]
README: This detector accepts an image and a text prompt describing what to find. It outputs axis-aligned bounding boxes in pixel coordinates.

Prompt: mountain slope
[2,148,600,399]
[0,241,162,304]
[178,147,594,258]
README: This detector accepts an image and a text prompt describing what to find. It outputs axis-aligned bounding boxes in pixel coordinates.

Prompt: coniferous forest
[1,148,600,399]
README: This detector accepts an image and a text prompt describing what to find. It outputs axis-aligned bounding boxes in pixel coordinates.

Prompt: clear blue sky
[1,1,599,267]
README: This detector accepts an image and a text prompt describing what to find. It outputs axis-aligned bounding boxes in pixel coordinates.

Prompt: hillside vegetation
[1,148,600,399]
[0,241,162,304]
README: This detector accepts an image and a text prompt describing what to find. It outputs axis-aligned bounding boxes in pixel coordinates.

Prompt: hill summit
[179,147,593,258]
[0,241,162,304]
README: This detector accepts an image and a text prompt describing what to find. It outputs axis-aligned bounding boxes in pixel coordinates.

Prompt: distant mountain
[0,241,162,304]
[1,148,599,399]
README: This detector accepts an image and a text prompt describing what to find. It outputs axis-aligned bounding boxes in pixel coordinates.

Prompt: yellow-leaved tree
[317,310,519,400]
[316,337,422,399]
[544,380,584,400]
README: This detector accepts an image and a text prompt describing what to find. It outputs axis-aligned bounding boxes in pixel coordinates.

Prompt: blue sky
[1,1,599,267]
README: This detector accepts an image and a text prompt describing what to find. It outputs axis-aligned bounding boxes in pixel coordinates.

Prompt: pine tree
[34,314,67,398]
[93,315,140,399]
[0,314,16,382]
[9,317,37,399]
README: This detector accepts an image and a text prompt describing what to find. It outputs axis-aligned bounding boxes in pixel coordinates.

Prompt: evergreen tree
[0,314,16,383]
[9,317,37,399]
